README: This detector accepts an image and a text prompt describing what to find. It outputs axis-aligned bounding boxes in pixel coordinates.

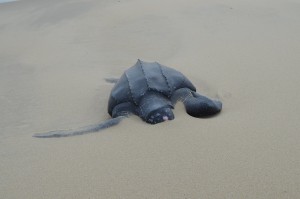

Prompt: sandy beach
[1,0,300,198]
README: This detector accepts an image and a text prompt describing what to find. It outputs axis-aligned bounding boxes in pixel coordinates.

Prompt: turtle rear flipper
[105,77,119,83]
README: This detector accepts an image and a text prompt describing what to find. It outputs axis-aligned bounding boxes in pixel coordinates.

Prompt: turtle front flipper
[34,102,137,138]
[172,88,222,118]
[33,116,126,138]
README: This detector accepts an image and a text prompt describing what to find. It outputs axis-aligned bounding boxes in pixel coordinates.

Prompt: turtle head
[146,107,174,124]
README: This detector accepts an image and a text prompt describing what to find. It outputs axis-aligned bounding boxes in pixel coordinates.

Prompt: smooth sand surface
[1,0,300,198]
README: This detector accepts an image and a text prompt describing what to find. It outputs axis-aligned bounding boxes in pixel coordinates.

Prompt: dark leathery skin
[108,59,196,117]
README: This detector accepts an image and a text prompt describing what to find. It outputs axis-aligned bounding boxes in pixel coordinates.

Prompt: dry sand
[1,0,300,198]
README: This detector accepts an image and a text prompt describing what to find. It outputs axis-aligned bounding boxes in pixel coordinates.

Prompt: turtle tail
[33,116,126,138]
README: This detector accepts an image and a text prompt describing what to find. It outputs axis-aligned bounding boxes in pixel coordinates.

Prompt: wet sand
[1,0,300,198]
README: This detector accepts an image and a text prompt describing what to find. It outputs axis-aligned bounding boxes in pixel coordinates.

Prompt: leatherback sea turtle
[34,60,222,138]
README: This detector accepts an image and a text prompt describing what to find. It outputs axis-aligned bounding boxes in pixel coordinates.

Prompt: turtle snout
[163,116,169,121]
[146,107,174,124]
